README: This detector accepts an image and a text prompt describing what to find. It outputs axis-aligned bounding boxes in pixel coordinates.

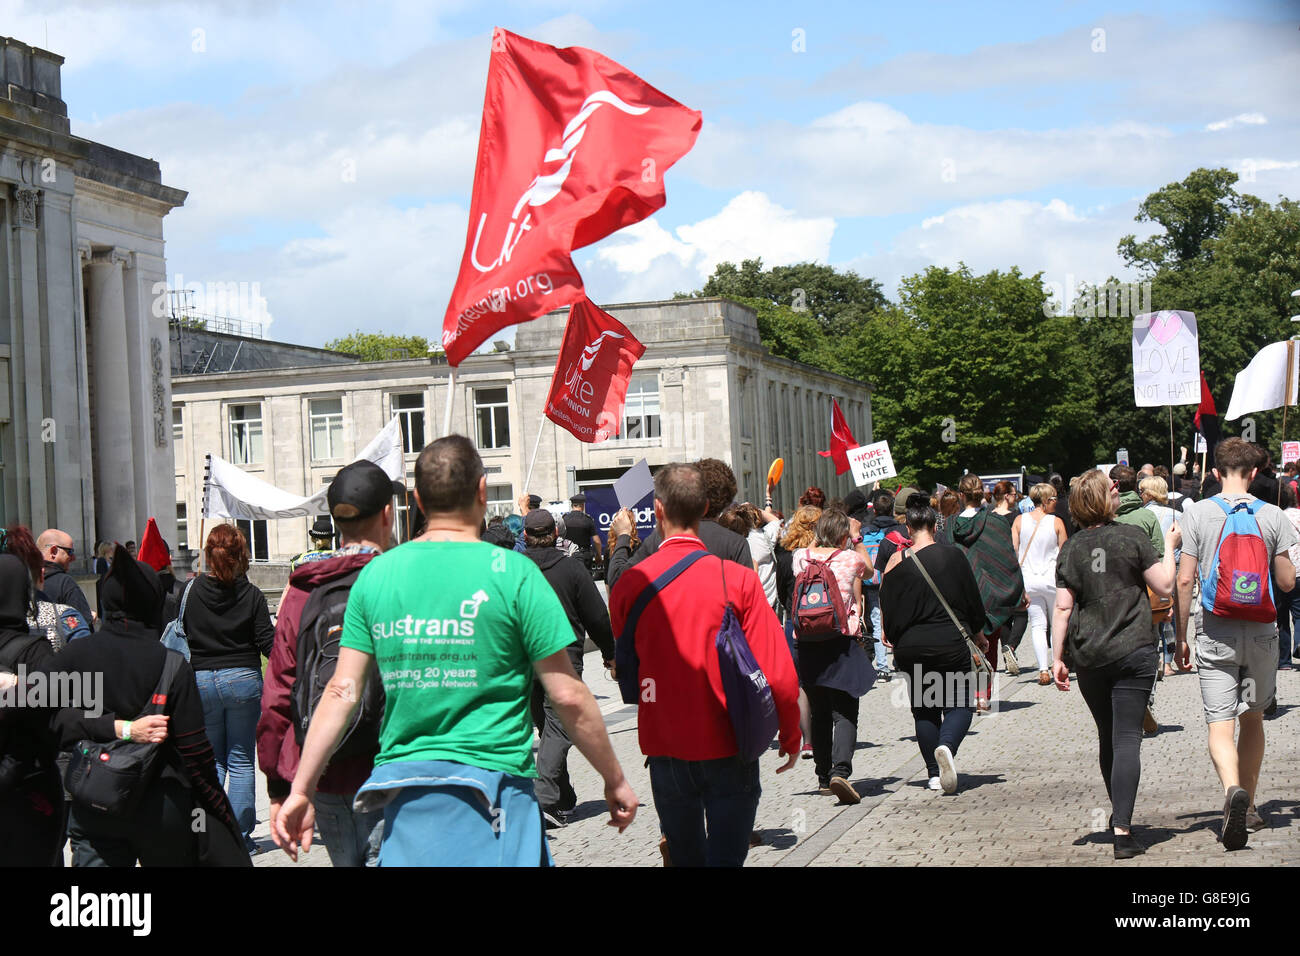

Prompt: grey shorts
[1195,622,1278,722]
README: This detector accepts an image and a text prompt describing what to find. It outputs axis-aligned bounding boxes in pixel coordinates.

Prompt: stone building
[0,36,186,560]
[171,297,872,565]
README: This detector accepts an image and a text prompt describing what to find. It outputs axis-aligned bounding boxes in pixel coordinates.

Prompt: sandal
[1037,670,1052,686]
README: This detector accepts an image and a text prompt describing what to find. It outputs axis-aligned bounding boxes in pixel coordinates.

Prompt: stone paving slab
[252,652,1300,867]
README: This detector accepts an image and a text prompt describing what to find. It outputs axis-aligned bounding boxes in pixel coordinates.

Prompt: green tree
[324,330,431,361]
[1118,167,1245,274]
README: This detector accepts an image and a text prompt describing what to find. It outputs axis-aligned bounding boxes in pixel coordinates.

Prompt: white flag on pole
[1224,341,1298,420]
[203,416,405,520]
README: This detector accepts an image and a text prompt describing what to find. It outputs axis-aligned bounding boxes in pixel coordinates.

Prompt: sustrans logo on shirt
[371,591,492,641]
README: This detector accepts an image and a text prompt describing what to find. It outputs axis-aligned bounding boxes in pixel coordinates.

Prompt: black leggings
[806,685,859,784]
[1076,645,1157,830]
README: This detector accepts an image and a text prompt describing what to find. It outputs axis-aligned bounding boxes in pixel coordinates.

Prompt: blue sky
[7,0,1297,345]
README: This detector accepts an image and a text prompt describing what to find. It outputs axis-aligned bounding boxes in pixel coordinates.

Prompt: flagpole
[442,366,457,438]
[523,410,548,493]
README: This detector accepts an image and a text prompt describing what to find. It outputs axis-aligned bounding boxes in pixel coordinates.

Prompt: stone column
[10,185,49,531]
[84,247,135,545]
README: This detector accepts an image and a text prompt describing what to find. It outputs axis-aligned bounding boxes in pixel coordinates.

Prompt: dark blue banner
[584,486,656,550]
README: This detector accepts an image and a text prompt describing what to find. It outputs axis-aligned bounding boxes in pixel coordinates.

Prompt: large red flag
[817,399,859,475]
[441,28,702,366]
[137,517,170,572]
[545,297,646,443]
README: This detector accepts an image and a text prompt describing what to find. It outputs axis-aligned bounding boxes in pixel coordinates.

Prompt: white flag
[1224,341,1298,420]
[203,416,404,520]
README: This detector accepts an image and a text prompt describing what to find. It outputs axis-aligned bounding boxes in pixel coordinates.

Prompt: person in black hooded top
[41,544,247,866]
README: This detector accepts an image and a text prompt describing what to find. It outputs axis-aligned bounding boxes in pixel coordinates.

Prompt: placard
[613,458,654,510]
[1283,441,1300,465]
[1132,310,1200,407]
[847,441,897,487]
[1194,433,1207,454]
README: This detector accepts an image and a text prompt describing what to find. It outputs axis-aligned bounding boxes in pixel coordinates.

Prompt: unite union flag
[544,297,646,444]
[440,28,701,366]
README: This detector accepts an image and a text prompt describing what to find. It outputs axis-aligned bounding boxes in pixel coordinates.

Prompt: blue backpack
[616,551,780,763]
[160,579,195,661]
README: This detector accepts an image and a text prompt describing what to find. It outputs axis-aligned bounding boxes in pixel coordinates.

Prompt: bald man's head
[37,529,75,569]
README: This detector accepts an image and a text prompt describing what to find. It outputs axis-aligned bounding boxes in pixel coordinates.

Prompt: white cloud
[594,191,835,281]
[1207,112,1268,132]
[841,197,1151,302]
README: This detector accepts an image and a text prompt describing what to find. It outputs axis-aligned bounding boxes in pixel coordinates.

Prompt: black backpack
[63,650,184,816]
[289,570,384,760]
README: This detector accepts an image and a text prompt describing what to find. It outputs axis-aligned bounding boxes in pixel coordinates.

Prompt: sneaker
[935,744,958,794]
[817,777,832,795]
[1246,806,1268,832]
[1222,786,1249,851]
[1003,652,1021,676]
[800,743,814,760]
[1142,706,1159,735]
[541,806,567,829]
[927,776,943,791]
[828,776,861,805]
[876,668,892,683]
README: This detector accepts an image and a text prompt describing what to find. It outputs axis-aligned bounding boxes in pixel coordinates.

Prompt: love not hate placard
[1133,310,1200,407]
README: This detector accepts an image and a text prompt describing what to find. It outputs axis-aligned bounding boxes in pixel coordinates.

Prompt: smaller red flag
[1194,370,1217,431]
[136,517,170,572]
[817,399,859,475]
[545,297,646,444]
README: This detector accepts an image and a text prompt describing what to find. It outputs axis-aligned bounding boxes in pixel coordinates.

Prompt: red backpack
[792,550,850,641]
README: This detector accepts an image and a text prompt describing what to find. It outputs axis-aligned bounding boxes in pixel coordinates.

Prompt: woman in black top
[1053,469,1179,859]
[44,544,247,866]
[183,525,274,851]
[880,496,987,795]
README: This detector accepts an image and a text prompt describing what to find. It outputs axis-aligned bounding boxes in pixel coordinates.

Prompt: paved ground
[251,651,1300,867]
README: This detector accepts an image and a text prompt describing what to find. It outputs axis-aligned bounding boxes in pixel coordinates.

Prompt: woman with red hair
[179,524,275,852]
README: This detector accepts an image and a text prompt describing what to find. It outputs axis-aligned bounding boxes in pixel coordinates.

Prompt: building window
[487,484,514,519]
[621,372,661,440]
[394,489,416,543]
[173,406,183,441]
[740,374,754,439]
[235,519,269,563]
[474,387,510,450]
[310,397,345,461]
[393,393,426,455]
[229,403,264,465]
[177,503,188,551]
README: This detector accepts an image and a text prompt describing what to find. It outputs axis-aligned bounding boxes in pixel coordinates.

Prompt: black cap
[328,460,394,520]
[523,509,555,534]
[310,516,334,537]
[527,494,542,510]
[570,492,586,504]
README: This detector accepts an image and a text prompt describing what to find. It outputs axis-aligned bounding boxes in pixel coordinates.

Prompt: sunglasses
[54,544,76,558]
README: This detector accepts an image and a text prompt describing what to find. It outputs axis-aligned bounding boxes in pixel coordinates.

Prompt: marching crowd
[0,433,1295,866]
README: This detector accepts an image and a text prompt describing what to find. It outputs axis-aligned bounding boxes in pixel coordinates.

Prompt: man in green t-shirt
[275,436,637,866]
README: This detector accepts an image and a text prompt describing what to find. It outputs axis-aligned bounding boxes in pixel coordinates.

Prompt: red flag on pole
[440,28,701,366]
[544,297,646,443]
[137,517,170,572]
[817,399,859,475]
[1194,370,1217,431]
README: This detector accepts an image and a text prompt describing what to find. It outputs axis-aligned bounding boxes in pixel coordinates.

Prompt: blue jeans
[648,755,760,867]
[866,592,889,672]
[313,791,383,867]
[194,666,261,847]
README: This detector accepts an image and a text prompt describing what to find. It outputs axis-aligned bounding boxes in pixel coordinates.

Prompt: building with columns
[1,36,186,563]
[171,297,873,568]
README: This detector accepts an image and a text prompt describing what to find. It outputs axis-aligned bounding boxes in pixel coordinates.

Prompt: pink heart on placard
[1149,311,1182,346]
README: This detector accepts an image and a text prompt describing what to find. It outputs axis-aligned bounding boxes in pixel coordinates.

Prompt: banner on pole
[544,297,646,443]
[440,28,701,366]
[1194,433,1208,454]
[1132,310,1199,407]
[847,441,897,487]
[203,417,404,520]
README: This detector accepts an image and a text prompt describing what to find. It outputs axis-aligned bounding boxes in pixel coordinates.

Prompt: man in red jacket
[609,462,801,867]
[258,460,395,866]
